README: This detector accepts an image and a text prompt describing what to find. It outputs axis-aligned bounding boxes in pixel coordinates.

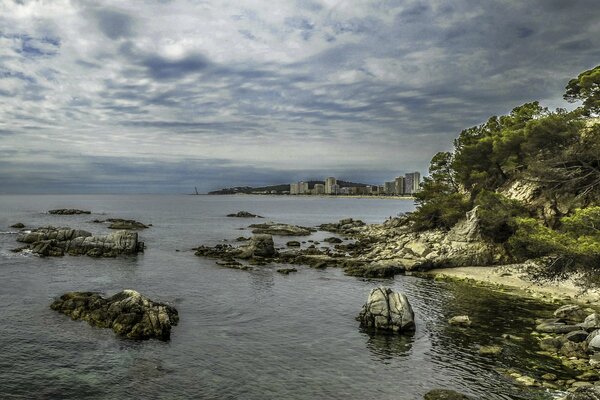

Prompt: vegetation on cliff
[411,64,600,278]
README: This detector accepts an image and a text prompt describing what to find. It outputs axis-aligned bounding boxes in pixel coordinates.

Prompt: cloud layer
[1,0,599,193]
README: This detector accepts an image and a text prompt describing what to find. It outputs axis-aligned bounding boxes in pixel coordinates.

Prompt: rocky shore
[13,226,144,257]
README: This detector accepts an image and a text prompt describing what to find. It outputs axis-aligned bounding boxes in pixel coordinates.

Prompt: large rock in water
[357,287,415,333]
[16,226,144,257]
[48,209,91,215]
[50,290,179,341]
[237,234,276,259]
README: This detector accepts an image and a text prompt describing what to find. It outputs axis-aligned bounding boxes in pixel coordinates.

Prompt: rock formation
[15,226,144,257]
[50,290,178,341]
[357,287,415,333]
[248,222,316,236]
[48,209,91,215]
[227,211,263,218]
[10,222,25,228]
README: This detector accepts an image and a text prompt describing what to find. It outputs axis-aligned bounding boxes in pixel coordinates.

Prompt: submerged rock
[286,240,301,247]
[106,219,148,230]
[277,268,297,275]
[50,290,179,340]
[48,209,91,215]
[357,287,415,333]
[227,211,263,218]
[423,389,470,400]
[10,222,25,229]
[448,315,472,326]
[248,222,315,236]
[16,226,144,257]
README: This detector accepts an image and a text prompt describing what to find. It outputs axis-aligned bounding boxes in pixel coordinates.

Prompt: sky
[1,0,599,194]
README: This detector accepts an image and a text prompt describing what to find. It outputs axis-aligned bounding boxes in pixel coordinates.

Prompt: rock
[344,261,404,278]
[576,372,599,382]
[10,222,25,228]
[564,386,600,400]
[542,373,557,381]
[323,237,343,244]
[248,222,315,236]
[227,211,263,218]
[318,218,366,234]
[237,234,275,259]
[479,345,503,356]
[580,314,600,331]
[515,375,538,387]
[286,241,301,247]
[16,226,143,257]
[539,336,563,352]
[48,209,91,215]
[536,322,582,334]
[405,241,430,257]
[588,334,600,351]
[277,268,297,275]
[449,315,471,326]
[50,290,178,341]
[560,341,588,359]
[357,287,415,333]
[566,330,590,343]
[423,389,470,400]
[554,305,588,323]
[106,219,148,230]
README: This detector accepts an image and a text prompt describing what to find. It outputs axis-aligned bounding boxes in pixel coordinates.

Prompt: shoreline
[206,193,416,200]
[423,265,600,306]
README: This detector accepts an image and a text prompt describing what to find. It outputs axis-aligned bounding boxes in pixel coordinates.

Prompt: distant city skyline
[1,1,599,193]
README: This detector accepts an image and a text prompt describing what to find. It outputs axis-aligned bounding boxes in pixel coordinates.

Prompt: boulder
[580,314,600,331]
[50,290,179,340]
[589,334,600,351]
[277,268,297,275]
[106,219,148,230]
[323,237,343,244]
[566,330,590,343]
[564,386,600,400]
[357,287,415,333]
[286,241,301,247]
[48,209,91,215]
[227,211,263,218]
[10,222,25,228]
[248,222,315,236]
[424,389,470,400]
[536,322,582,334]
[554,305,588,323]
[237,234,275,259]
[16,226,143,257]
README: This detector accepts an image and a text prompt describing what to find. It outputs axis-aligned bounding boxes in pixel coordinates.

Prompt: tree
[564,65,600,115]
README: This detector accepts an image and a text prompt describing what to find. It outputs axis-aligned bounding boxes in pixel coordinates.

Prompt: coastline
[207,193,416,200]
[423,265,600,306]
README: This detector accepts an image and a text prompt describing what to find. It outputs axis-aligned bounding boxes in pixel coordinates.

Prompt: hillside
[207,180,370,194]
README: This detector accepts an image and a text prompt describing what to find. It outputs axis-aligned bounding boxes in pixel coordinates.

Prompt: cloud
[0,0,599,193]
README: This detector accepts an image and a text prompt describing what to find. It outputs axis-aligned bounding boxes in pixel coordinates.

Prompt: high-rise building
[404,172,421,194]
[300,181,309,194]
[394,176,405,195]
[325,177,337,194]
[290,182,298,195]
[313,183,325,195]
[384,181,395,194]
[330,183,340,195]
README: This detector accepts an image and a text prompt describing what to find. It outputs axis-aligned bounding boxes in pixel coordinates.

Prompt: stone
[48,209,91,215]
[50,290,179,341]
[539,336,563,352]
[106,219,148,230]
[554,305,588,323]
[580,314,600,331]
[10,222,25,228]
[589,334,600,351]
[237,235,275,259]
[423,389,470,399]
[566,330,591,343]
[286,241,301,247]
[542,373,557,381]
[404,241,430,257]
[560,341,588,359]
[248,222,315,236]
[323,237,343,244]
[536,322,582,334]
[357,287,415,333]
[16,226,144,258]
[478,345,503,356]
[226,211,263,218]
[448,315,471,326]
[515,375,538,387]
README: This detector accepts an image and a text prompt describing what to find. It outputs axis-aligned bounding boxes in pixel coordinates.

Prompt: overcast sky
[1,0,599,193]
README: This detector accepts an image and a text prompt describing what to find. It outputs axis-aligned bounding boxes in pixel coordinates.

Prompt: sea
[0,194,568,399]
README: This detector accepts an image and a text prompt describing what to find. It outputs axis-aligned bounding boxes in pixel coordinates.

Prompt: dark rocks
[286,241,301,247]
[10,222,25,228]
[277,268,297,275]
[16,226,144,257]
[50,290,179,341]
[319,218,366,234]
[48,209,91,215]
[237,234,275,259]
[564,386,600,399]
[424,389,470,399]
[343,261,403,278]
[248,222,315,236]
[227,211,263,218]
[566,330,590,343]
[536,322,582,334]
[357,287,415,333]
[323,237,343,244]
[554,305,588,323]
[106,219,148,230]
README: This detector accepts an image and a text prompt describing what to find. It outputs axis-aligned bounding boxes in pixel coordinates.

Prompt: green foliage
[508,208,600,277]
[474,191,529,243]
[564,64,600,115]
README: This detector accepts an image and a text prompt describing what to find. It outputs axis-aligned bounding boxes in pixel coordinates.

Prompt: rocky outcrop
[227,211,263,218]
[357,287,415,333]
[562,387,600,400]
[195,234,275,264]
[107,219,148,230]
[10,222,25,228]
[248,222,315,236]
[15,226,144,257]
[318,218,365,235]
[50,290,178,341]
[48,209,91,215]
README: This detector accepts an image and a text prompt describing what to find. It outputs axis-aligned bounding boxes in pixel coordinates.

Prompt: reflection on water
[362,328,414,361]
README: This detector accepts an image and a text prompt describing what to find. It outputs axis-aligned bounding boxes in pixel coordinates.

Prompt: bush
[474,191,529,242]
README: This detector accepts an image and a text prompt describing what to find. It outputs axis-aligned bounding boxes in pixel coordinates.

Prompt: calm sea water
[0,195,567,400]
